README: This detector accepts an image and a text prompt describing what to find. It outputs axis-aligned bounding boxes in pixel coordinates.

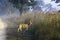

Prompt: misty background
[0,0,60,15]
[0,0,60,40]
[0,0,60,28]
[0,0,60,26]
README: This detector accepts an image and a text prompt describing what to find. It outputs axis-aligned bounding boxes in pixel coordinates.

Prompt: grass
[6,11,60,40]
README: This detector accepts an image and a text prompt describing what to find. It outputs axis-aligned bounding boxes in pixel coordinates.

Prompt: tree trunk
[19,5,24,15]
[19,8,23,15]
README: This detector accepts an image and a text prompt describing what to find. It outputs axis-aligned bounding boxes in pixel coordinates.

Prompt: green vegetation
[6,12,60,40]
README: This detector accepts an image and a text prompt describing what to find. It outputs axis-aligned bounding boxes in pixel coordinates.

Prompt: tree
[8,0,37,15]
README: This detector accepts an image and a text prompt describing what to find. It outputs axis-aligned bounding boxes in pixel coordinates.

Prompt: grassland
[6,12,60,40]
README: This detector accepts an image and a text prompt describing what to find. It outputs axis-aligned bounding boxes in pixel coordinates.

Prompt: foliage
[8,0,37,14]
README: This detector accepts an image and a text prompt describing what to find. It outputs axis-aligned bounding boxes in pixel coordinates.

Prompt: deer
[18,20,32,32]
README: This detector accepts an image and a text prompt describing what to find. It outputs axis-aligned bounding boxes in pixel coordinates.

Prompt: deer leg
[20,25,22,31]
[26,26,28,30]
[18,25,22,32]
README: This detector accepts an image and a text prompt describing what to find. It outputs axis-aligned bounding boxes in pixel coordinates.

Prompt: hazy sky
[0,0,60,16]
[43,0,60,10]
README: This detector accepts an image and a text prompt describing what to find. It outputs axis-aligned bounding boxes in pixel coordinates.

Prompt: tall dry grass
[4,11,60,40]
[19,12,60,40]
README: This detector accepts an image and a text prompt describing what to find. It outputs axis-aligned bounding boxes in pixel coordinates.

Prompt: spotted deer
[18,20,32,32]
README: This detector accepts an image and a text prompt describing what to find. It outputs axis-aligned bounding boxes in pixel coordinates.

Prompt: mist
[0,0,60,40]
[0,0,20,40]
